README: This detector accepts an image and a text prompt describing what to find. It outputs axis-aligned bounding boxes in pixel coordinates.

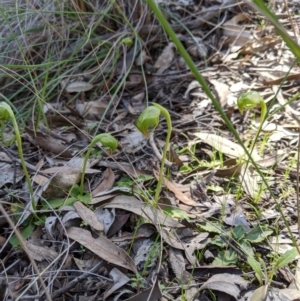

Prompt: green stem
[0,102,34,210]
[146,0,300,254]
[80,133,118,195]
[152,103,172,204]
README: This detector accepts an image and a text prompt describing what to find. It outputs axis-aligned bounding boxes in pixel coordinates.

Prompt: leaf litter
[1,0,300,300]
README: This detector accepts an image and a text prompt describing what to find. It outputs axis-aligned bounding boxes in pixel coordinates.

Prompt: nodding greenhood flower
[136,106,161,138]
[237,91,267,124]
[0,103,11,121]
[95,133,118,154]
[135,103,172,205]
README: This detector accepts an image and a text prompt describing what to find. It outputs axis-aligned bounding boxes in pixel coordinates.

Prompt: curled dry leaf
[103,268,130,301]
[64,81,94,93]
[65,227,137,273]
[76,100,108,120]
[209,79,230,107]
[35,136,72,158]
[200,273,250,300]
[154,171,200,206]
[102,195,184,228]
[92,167,115,197]
[239,164,263,200]
[73,201,104,232]
[26,241,59,262]
[194,132,261,161]
[0,162,24,188]
[154,42,175,74]
[223,13,252,48]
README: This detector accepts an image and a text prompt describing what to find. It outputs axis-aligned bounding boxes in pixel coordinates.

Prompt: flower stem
[152,103,172,204]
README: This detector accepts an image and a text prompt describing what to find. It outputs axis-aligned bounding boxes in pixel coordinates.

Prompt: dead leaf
[65,227,137,273]
[0,162,24,188]
[209,79,230,107]
[46,115,84,128]
[103,268,130,300]
[169,144,183,168]
[120,129,147,154]
[92,168,115,197]
[101,195,184,228]
[76,100,108,120]
[200,273,250,300]
[110,223,156,243]
[155,172,200,207]
[154,42,175,74]
[73,201,104,232]
[95,207,115,235]
[223,14,252,48]
[73,257,101,271]
[26,241,59,262]
[0,152,12,162]
[239,164,263,199]
[215,159,242,178]
[250,284,269,301]
[64,80,93,93]
[97,160,147,178]
[193,132,261,160]
[35,136,72,158]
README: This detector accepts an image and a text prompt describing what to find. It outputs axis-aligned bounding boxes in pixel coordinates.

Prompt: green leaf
[274,247,298,270]
[94,133,118,154]
[244,225,272,243]
[247,257,263,286]
[232,225,245,240]
[0,102,11,121]
[212,249,238,266]
[211,235,227,248]
[136,106,161,138]
[200,222,224,234]
[9,223,35,248]
[240,240,254,258]
[163,207,190,221]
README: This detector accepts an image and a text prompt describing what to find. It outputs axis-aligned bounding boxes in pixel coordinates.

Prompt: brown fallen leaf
[103,268,130,301]
[26,241,59,262]
[35,136,72,158]
[73,201,104,232]
[92,167,115,197]
[65,227,137,273]
[154,171,200,207]
[101,195,184,228]
[200,273,250,300]
[214,158,242,178]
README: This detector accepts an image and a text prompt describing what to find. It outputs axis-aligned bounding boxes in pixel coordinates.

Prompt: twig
[0,204,52,301]
[51,261,105,299]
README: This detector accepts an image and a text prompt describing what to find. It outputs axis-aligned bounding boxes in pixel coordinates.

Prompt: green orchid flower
[136,106,161,138]
[237,91,267,125]
[136,103,172,204]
